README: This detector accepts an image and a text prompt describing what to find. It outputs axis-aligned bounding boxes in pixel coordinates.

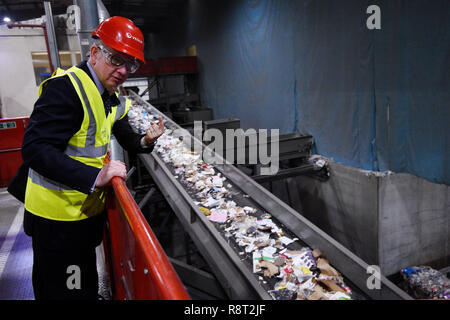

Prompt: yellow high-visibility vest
[24,66,130,221]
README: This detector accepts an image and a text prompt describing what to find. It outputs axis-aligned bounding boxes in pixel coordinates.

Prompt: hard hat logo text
[126,32,143,44]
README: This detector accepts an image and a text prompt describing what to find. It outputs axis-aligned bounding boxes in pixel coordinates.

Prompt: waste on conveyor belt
[400,266,450,300]
[127,100,353,300]
[128,103,161,134]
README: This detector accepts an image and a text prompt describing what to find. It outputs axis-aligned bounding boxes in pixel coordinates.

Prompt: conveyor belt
[126,91,412,300]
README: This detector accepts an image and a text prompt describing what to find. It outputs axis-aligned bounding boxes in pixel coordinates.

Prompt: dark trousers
[24,210,105,300]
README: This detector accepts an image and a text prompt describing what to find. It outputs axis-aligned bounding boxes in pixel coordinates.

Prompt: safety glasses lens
[99,46,139,73]
[109,54,123,66]
[110,54,139,73]
[126,61,140,73]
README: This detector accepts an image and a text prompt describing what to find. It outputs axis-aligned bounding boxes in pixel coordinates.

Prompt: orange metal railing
[104,175,190,300]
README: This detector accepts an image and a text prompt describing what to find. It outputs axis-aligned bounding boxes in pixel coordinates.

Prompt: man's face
[90,45,132,94]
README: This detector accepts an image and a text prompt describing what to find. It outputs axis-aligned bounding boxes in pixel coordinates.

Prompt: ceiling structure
[0,0,187,33]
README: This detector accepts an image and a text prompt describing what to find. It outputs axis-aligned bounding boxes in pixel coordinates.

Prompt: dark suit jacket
[8,61,152,202]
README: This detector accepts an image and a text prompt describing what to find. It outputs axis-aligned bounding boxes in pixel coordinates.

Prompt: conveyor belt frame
[129,91,412,300]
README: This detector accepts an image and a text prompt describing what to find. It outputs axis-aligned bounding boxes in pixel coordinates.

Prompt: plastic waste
[400,266,450,299]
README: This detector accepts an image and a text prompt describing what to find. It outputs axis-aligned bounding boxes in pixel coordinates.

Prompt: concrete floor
[0,188,111,300]
[0,188,34,300]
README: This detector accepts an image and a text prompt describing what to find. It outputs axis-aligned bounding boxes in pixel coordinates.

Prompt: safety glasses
[97,45,140,74]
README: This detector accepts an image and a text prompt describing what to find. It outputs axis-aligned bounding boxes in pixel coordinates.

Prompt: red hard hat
[92,16,145,63]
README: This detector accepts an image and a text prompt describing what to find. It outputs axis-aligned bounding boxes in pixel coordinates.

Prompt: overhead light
[3,17,11,23]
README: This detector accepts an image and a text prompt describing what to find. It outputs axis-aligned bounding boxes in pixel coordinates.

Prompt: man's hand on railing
[96,160,127,188]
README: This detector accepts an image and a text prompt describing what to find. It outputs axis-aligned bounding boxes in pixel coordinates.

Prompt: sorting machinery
[104,90,412,300]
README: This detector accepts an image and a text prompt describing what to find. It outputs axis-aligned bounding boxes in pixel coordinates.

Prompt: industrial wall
[179,0,449,185]
[0,26,44,118]
[0,22,80,118]
[286,160,449,276]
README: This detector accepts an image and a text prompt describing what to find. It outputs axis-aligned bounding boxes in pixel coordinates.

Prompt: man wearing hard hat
[17,17,163,300]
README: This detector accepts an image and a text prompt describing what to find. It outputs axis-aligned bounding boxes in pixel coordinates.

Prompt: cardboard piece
[312,248,322,259]
[306,285,327,300]
[317,258,341,277]
[320,279,346,293]
[259,260,279,278]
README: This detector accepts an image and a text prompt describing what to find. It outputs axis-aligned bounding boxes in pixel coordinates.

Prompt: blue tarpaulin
[178,0,449,184]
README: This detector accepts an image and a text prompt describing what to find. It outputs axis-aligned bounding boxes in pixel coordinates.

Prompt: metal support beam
[44,1,60,70]
[74,0,100,60]
[138,187,156,210]
[252,164,316,183]
[168,257,228,299]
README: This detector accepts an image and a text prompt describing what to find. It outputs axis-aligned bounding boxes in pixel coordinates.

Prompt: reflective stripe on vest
[116,95,128,122]
[64,71,108,158]
[29,168,72,191]
[24,66,129,221]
